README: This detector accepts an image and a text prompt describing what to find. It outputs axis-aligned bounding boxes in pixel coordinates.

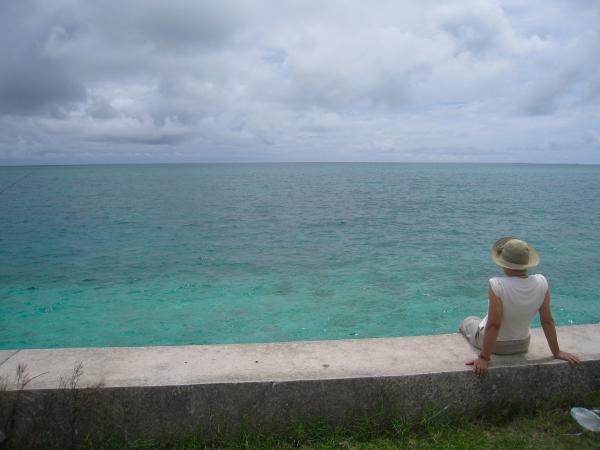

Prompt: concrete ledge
[1,324,599,446]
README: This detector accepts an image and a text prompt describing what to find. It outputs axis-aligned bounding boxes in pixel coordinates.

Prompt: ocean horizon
[3,161,600,167]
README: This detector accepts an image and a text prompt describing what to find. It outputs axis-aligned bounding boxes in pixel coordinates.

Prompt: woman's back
[483,274,548,341]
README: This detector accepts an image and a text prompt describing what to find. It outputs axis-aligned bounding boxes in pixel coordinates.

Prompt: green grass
[87,391,600,450]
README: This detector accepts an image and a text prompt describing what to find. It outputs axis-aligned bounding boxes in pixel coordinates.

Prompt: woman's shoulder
[488,276,504,296]
[529,273,549,289]
[530,273,547,282]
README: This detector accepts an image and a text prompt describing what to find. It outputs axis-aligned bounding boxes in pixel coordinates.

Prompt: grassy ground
[88,391,600,450]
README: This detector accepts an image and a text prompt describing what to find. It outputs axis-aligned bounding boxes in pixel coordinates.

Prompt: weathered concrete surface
[0,324,599,447]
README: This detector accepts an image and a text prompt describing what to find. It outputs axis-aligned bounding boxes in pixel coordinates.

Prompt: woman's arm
[539,289,581,364]
[466,285,502,377]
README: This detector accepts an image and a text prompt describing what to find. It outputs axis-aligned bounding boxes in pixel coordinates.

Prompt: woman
[460,237,581,377]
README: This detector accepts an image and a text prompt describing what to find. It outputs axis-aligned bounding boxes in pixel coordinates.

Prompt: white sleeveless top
[480,274,548,341]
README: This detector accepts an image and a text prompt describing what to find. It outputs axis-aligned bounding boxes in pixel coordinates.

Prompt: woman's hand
[554,351,581,364]
[466,357,488,377]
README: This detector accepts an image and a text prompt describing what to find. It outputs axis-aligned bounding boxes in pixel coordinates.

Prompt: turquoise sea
[1,163,599,349]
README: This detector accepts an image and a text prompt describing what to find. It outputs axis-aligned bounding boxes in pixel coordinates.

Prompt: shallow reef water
[1,163,599,349]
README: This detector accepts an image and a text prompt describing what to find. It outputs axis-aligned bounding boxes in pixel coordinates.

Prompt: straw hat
[491,237,540,270]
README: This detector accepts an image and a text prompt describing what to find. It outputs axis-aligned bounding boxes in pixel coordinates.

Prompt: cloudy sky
[1,0,599,165]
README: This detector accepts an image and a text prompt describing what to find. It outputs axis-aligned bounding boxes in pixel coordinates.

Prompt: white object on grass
[570,407,600,432]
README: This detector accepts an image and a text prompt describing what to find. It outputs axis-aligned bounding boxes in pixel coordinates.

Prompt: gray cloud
[0,2,86,115]
[0,0,599,164]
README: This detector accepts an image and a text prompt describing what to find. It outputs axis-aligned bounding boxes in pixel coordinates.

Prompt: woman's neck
[503,268,528,278]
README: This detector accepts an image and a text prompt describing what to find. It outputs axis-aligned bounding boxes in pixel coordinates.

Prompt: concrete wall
[1,324,599,447]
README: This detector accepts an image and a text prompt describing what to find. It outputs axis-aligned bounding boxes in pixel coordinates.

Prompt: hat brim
[490,236,540,270]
